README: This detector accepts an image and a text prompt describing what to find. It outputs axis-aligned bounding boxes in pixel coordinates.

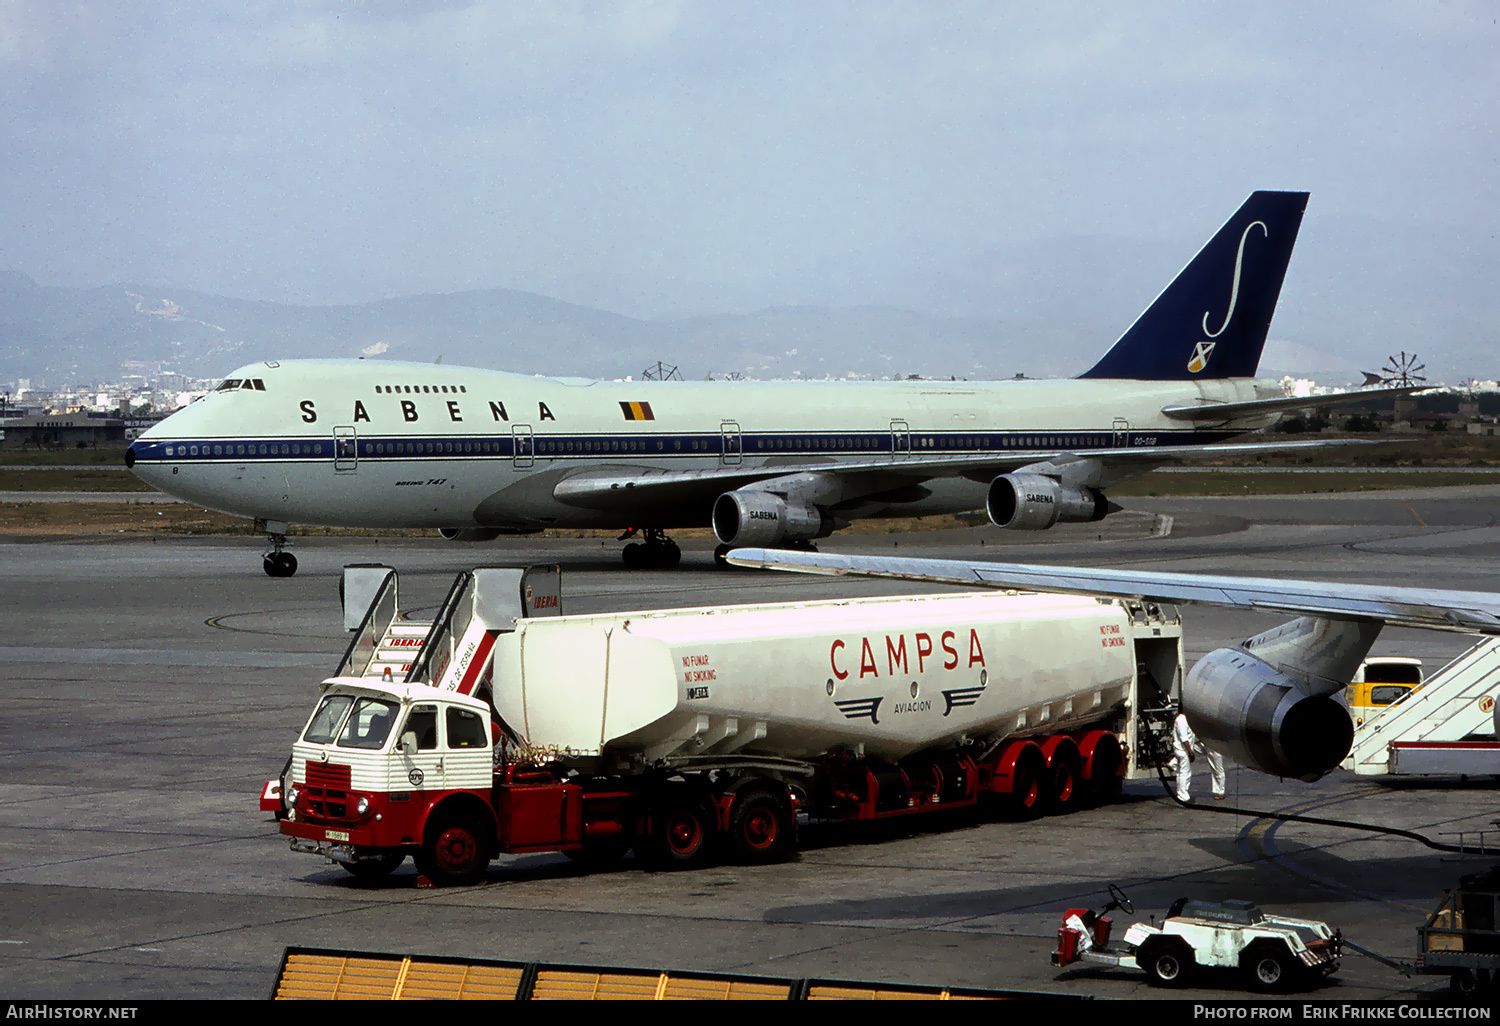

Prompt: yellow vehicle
[1345,657,1424,727]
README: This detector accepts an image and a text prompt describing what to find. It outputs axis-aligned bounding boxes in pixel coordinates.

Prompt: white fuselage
[129,359,1274,530]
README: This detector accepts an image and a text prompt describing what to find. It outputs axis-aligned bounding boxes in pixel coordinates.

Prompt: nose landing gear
[264,551,298,577]
[258,519,298,578]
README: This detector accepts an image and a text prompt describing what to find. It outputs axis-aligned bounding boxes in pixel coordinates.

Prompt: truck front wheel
[727,787,795,864]
[416,816,489,886]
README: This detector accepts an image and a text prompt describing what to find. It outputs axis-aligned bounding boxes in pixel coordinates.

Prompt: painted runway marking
[1239,788,1432,913]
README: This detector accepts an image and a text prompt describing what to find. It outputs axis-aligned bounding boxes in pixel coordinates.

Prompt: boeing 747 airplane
[125,191,1407,576]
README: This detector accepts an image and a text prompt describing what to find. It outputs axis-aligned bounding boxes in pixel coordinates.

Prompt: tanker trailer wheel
[1083,733,1124,805]
[1045,746,1082,815]
[727,786,795,864]
[415,815,489,886]
[343,851,404,883]
[994,745,1046,821]
[653,802,714,868]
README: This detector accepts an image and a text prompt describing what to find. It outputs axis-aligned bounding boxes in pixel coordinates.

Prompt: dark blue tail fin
[1079,191,1308,380]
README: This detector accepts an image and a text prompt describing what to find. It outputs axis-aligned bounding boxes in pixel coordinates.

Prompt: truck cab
[1345,657,1424,727]
[281,678,498,882]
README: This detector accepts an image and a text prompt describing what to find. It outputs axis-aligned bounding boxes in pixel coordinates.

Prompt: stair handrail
[335,568,398,678]
[405,571,475,686]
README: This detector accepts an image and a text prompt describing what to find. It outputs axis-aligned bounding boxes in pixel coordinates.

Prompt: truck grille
[302,761,354,822]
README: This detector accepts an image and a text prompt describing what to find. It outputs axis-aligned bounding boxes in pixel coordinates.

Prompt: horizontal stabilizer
[1161,385,1427,422]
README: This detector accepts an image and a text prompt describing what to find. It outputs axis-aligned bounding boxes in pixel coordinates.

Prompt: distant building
[0,412,128,449]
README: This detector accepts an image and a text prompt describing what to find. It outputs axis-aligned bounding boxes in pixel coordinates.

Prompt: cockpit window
[215,378,266,392]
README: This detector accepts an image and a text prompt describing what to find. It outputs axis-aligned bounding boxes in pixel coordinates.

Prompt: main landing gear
[619,527,680,569]
[259,519,298,578]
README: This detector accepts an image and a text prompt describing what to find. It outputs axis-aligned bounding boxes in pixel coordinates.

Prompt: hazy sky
[1,1,1495,374]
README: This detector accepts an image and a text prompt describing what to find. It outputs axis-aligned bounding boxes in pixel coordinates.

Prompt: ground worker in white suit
[1172,709,1226,802]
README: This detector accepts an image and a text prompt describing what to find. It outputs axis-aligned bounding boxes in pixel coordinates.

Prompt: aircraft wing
[1161,385,1426,422]
[724,549,1500,635]
[551,437,1375,511]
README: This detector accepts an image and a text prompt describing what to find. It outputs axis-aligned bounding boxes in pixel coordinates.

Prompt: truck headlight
[356,796,371,816]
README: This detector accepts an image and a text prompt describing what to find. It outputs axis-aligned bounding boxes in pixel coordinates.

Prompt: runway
[2,486,1498,1000]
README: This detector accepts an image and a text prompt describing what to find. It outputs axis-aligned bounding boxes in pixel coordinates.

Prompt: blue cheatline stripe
[129,429,1238,464]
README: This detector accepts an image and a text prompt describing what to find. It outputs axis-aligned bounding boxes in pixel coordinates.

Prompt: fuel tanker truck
[276,566,1181,884]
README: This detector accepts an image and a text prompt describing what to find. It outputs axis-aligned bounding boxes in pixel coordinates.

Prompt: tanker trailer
[280,588,1180,884]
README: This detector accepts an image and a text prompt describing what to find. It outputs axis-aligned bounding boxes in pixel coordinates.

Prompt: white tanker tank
[493,591,1145,768]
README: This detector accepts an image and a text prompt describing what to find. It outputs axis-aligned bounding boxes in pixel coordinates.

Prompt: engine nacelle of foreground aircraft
[1182,648,1355,782]
[438,528,504,543]
[712,490,834,547]
[986,473,1113,531]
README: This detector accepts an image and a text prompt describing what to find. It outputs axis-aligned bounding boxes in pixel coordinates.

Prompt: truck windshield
[337,696,401,750]
[303,694,355,745]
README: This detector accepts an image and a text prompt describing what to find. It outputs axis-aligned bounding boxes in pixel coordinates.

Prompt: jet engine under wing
[551,437,1378,512]
[725,549,1500,635]
[1161,385,1427,423]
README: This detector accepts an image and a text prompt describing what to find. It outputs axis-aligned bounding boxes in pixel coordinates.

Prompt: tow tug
[1053,886,1342,992]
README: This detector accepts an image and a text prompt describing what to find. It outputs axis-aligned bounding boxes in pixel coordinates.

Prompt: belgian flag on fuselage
[1079,191,1308,381]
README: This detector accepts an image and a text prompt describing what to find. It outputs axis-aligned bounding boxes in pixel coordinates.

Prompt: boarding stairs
[335,566,431,682]
[1344,637,1500,776]
[368,622,432,682]
[336,563,562,695]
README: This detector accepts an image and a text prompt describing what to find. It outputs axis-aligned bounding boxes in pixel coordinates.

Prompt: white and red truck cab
[284,681,490,876]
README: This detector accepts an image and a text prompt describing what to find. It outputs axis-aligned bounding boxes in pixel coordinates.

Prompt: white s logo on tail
[1201,220,1268,339]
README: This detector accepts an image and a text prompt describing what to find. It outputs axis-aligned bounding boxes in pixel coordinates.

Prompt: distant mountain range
[0,269,1036,386]
[4,209,1487,388]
